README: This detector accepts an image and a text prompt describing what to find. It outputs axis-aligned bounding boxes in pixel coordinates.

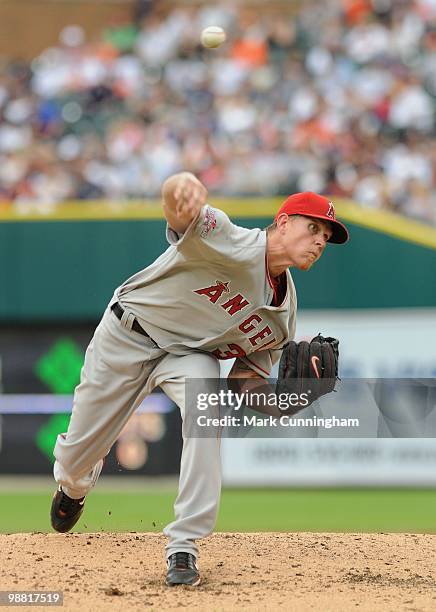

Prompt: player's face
[282,216,332,270]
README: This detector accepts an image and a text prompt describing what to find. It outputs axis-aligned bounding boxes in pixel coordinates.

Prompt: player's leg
[52,306,165,503]
[145,352,221,585]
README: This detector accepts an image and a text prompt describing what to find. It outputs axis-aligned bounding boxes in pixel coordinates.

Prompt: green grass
[1,488,436,534]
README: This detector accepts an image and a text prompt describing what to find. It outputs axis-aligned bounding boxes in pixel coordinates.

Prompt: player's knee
[183,353,220,379]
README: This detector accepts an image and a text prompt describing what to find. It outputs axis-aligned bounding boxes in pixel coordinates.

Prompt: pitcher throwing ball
[50,172,349,586]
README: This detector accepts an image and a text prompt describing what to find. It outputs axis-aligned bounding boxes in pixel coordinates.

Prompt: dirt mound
[1,532,436,611]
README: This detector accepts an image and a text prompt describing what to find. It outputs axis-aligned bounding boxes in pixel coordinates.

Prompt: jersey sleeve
[165,209,201,245]
[166,205,264,267]
[238,348,283,379]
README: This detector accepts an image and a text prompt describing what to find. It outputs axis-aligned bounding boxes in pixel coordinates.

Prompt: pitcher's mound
[1,532,436,611]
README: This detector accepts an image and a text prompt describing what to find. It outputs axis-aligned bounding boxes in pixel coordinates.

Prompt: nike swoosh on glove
[276,333,339,413]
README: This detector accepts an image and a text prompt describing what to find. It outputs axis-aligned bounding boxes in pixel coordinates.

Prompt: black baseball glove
[276,334,339,413]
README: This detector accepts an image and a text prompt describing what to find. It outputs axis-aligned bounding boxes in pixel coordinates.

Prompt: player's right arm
[161,172,208,234]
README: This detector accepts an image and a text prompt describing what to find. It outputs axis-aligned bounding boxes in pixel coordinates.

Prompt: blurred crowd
[0,0,435,224]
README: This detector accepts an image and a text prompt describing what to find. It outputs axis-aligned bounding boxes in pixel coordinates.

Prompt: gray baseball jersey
[112,205,297,377]
[54,203,298,562]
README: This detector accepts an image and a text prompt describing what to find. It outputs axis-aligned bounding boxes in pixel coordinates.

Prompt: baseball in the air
[201,26,226,49]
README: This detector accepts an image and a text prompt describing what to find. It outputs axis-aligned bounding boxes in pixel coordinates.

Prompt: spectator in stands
[0,0,434,225]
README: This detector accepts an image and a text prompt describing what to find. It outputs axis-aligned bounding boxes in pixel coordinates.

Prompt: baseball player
[50,172,349,586]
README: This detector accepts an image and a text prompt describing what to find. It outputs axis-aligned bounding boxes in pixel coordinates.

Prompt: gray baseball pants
[53,304,222,559]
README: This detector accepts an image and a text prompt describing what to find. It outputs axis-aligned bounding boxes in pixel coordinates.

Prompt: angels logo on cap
[275,192,349,244]
[326,202,335,219]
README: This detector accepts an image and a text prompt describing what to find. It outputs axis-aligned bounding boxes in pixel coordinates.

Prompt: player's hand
[173,173,208,220]
[162,172,208,233]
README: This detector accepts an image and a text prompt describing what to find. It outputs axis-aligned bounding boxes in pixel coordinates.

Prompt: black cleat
[166,552,201,587]
[50,486,85,533]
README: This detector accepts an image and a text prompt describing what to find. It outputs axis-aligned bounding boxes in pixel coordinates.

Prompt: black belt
[111,302,150,338]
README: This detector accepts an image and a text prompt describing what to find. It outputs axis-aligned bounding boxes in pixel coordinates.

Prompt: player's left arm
[227,358,282,417]
[228,358,264,382]
[237,347,283,380]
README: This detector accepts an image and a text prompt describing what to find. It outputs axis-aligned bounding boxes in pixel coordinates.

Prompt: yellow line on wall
[0,197,435,249]
[332,201,436,250]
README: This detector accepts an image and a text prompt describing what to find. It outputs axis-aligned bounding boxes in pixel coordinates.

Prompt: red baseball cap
[275,192,349,244]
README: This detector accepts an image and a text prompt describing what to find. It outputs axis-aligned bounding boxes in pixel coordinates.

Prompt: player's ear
[276,213,289,232]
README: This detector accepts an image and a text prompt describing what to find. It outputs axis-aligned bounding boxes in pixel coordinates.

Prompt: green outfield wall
[0,198,435,320]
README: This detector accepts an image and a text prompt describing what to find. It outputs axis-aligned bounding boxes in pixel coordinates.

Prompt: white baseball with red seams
[201,26,226,48]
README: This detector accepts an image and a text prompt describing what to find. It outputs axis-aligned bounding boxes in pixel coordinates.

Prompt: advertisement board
[0,324,181,475]
[221,308,436,486]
